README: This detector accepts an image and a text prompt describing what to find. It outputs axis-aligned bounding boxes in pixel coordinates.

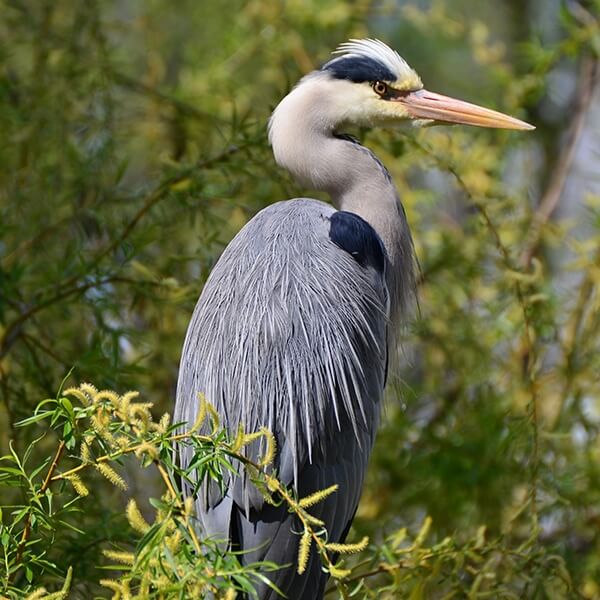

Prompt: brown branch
[324,563,401,596]
[406,133,543,535]
[21,332,71,367]
[12,440,66,581]
[520,55,599,268]
[2,214,75,268]
[1,275,123,359]
[110,70,225,125]
[554,245,600,427]
[448,168,541,535]
[0,144,247,359]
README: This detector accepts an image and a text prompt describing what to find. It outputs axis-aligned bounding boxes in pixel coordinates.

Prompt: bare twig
[12,440,66,581]
[0,144,247,360]
[520,55,599,268]
[555,245,600,426]
[404,135,542,535]
[110,71,225,125]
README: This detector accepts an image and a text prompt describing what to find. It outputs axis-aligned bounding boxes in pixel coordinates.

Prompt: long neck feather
[269,74,417,326]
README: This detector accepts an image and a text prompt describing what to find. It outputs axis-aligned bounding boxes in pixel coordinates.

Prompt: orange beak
[396,89,534,130]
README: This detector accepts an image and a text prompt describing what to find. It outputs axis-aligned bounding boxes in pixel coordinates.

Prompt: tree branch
[520,55,599,268]
[0,144,248,360]
[12,440,66,581]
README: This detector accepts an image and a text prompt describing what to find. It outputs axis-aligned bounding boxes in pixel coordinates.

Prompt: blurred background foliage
[1,0,600,597]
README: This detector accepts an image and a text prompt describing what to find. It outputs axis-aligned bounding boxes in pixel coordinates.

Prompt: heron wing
[175,199,388,593]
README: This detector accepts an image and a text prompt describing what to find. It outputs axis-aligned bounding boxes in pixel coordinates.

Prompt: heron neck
[269,84,415,322]
[326,136,416,325]
[327,136,404,261]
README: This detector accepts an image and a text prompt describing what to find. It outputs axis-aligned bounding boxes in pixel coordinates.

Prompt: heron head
[318,38,534,131]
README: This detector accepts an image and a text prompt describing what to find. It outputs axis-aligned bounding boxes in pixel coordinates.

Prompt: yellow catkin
[188,393,208,434]
[328,565,351,579]
[242,431,263,444]
[121,390,140,405]
[183,496,195,518]
[121,579,132,600]
[157,412,170,433]
[134,441,159,461]
[303,513,325,527]
[80,440,91,463]
[224,588,237,600]
[298,484,339,509]
[241,428,276,466]
[205,402,220,433]
[66,473,89,497]
[119,394,133,422]
[130,403,153,421]
[95,462,128,490]
[326,536,369,554]
[90,413,116,445]
[230,425,246,452]
[116,436,130,450]
[99,579,122,594]
[24,588,47,600]
[166,530,182,552]
[63,387,90,406]
[103,550,135,564]
[94,390,120,406]
[80,382,98,398]
[140,572,151,596]
[126,498,150,533]
[257,428,276,467]
[129,403,153,433]
[296,529,312,575]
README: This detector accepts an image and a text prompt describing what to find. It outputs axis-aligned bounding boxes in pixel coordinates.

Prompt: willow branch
[520,55,599,268]
[0,144,247,360]
[12,440,66,581]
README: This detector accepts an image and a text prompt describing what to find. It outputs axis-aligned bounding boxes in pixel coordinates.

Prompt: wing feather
[175,198,389,595]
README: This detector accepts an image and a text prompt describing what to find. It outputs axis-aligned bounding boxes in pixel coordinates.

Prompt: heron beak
[396,89,535,130]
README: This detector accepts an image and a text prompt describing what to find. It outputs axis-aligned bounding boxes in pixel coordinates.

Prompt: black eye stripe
[372,83,412,101]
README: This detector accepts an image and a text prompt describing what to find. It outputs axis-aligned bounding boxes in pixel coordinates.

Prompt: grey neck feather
[269,73,416,327]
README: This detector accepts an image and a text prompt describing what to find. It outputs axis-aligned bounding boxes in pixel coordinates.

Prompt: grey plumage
[175,40,418,600]
[176,39,424,599]
[175,35,534,600]
[176,199,390,597]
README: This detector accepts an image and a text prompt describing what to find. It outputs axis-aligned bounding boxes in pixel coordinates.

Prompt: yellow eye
[373,81,388,96]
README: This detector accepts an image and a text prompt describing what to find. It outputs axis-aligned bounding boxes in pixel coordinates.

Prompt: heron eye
[373,81,388,97]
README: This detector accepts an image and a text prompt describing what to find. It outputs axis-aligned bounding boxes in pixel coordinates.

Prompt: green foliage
[2,0,600,598]
[0,385,320,598]
[0,386,574,598]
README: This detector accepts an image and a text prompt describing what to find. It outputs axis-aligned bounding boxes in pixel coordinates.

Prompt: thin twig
[556,245,600,426]
[154,461,203,555]
[1,275,128,359]
[110,70,225,124]
[0,144,248,360]
[12,440,66,581]
[520,55,599,268]
[449,168,541,536]
[406,135,542,534]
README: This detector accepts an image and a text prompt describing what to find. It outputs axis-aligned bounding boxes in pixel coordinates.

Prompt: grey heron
[175,39,533,599]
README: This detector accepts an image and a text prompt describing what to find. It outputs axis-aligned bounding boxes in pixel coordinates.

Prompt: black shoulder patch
[329,211,386,273]
[321,56,395,83]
